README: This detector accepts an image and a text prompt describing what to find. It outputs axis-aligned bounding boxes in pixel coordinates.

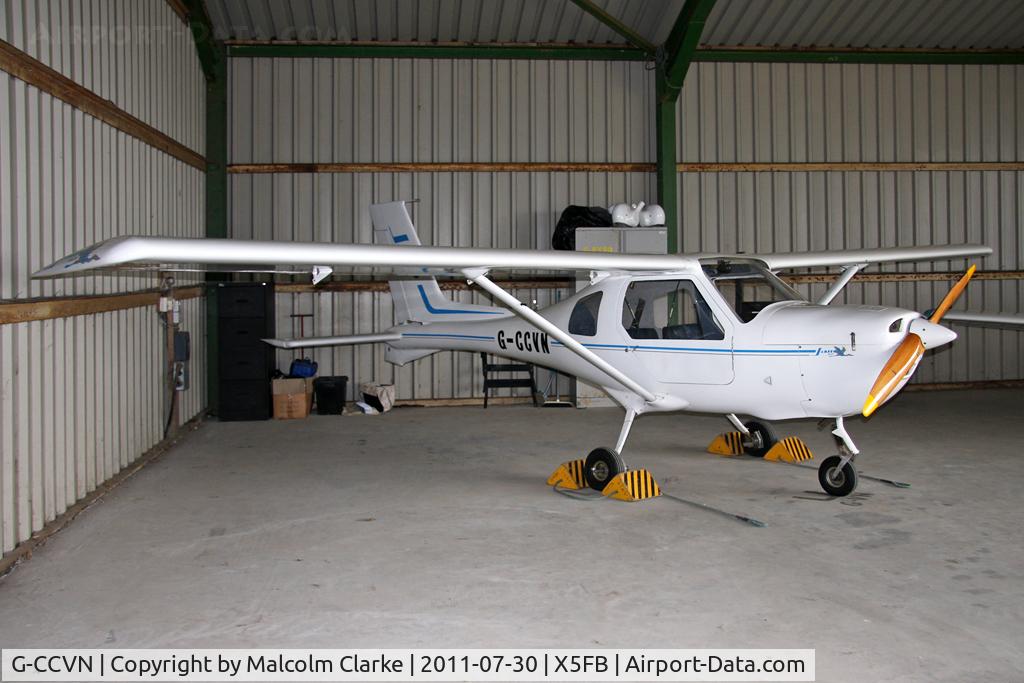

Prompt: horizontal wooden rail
[0,39,206,171]
[786,270,1024,284]
[0,286,204,325]
[228,161,1022,174]
[274,277,569,294]
[6,271,1015,323]
[273,271,1024,294]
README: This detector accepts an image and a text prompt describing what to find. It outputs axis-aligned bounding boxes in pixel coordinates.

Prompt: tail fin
[369,201,507,323]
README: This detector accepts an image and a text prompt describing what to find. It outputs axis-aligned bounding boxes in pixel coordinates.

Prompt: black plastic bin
[313,376,348,415]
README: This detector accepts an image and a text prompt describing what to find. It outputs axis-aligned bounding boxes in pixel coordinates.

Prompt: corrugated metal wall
[228,57,655,399]
[230,57,1021,396]
[677,62,1023,383]
[0,1,207,555]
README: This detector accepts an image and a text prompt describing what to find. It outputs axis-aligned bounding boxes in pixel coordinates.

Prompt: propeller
[862,265,977,417]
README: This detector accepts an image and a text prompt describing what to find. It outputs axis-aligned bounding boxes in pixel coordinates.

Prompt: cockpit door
[618,277,734,385]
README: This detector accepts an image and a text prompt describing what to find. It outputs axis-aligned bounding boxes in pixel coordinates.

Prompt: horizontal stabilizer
[263,333,402,349]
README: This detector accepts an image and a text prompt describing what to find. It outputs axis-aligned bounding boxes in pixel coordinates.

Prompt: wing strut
[465,270,658,403]
[816,263,868,305]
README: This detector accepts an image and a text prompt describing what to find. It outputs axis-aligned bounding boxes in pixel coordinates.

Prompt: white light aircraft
[35,201,992,497]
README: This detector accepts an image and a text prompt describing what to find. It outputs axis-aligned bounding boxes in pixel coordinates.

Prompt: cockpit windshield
[701,259,804,323]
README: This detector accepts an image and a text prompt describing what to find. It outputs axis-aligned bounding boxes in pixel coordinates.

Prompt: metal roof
[206,0,1024,50]
[205,0,683,44]
[702,0,1024,50]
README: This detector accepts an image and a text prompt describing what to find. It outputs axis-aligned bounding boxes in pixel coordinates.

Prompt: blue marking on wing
[64,247,100,268]
[393,234,410,243]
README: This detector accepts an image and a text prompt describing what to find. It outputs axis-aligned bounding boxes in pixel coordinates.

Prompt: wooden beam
[164,0,189,24]
[273,271,1024,295]
[0,40,206,171]
[783,271,1024,284]
[7,270,1014,325]
[228,161,1023,175]
[0,287,204,325]
[274,277,571,294]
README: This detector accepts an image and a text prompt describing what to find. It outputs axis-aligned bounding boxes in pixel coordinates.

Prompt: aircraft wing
[34,237,992,280]
[940,311,1024,329]
[736,244,993,271]
[33,236,696,278]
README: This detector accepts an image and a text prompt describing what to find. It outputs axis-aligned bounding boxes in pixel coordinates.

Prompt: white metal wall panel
[0,0,205,152]
[229,57,655,399]
[677,62,1023,383]
[0,1,207,555]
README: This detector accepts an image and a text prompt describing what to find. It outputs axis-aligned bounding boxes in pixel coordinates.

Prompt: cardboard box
[272,378,314,419]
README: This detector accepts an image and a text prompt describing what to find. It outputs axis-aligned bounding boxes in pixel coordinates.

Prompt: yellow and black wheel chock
[764,436,814,463]
[547,460,661,502]
[707,431,745,456]
[602,469,662,501]
[546,459,587,489]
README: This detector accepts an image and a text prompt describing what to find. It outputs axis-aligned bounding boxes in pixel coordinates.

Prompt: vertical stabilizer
[369,201,507,323]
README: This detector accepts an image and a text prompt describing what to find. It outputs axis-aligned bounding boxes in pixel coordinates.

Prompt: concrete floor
[1,389,1022,681]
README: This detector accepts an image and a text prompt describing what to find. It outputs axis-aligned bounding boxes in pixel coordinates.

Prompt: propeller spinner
[862,265,977,417]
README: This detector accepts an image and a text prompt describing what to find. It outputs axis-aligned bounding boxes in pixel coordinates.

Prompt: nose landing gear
[818,416,860,497]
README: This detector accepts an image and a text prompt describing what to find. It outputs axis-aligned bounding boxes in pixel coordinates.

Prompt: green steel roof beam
[226,42,647,61]
[659,0,718,102]
[182,0,224,82]
[693,47,1024,65]
[566,0,657,55]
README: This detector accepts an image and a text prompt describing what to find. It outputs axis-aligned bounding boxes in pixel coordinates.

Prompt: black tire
[818,455,859,497]
[584,447,625,491]
[743,420,778,458]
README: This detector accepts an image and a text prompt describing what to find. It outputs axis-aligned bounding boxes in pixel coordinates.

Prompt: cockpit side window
[621,279,724,341]
[702,260,803,323]
[569,292,603,336]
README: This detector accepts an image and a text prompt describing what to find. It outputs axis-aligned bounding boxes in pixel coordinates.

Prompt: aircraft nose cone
[908,317,957,349]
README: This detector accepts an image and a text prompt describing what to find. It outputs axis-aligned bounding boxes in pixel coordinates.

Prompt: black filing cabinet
[216,283,275,420]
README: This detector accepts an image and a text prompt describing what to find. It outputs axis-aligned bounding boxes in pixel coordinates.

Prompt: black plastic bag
[551,205,612,250]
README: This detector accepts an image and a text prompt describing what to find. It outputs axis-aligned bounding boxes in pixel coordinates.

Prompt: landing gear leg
[583,409,636,491]
[818,416,860,497]
[726,414,779,457]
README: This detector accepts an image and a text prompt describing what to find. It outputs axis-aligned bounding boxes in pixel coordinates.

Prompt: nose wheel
[584,447,625,490]
[818,455,859,496]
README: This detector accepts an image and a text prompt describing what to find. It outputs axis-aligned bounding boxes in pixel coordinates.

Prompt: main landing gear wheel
[584,447,624,491]
[818,455,859,497]
[743,420,778,458]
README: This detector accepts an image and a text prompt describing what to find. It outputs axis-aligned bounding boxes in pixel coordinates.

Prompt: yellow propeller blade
[863,265,977,417]
[862,333,924,417]
[929,264,976,323]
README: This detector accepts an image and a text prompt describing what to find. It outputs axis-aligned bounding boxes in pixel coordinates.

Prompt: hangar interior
[0,1,1022,680]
